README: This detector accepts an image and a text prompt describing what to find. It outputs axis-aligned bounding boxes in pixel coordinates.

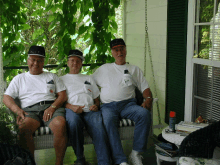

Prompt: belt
[27,101,54,108]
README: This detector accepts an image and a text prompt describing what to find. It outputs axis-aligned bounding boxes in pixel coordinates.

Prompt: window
[185,0,220,122]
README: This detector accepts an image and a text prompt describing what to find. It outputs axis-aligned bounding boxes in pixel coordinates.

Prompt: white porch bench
[33,119,136,150]
[12,90,157,150]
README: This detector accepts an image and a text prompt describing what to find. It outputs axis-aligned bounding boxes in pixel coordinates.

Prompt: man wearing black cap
[60,49,111,165]
[92,38,153,165]
[3,46,68,165]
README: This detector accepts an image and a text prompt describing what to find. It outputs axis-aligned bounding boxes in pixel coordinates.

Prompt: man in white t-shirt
[3,46,68,165]
[92,38,153,165]
[60,49,111,165]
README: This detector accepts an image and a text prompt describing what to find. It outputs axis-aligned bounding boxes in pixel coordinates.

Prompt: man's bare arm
[3,95,28,122]
[51,90,68,109]
[141,88,153,110]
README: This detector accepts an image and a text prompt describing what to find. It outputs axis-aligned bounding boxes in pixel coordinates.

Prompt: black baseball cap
[110,38,126,49]
[68,49,85,61]
[28,46,45,57]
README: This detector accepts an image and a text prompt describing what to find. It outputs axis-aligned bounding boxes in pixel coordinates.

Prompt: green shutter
[165,0,188,124]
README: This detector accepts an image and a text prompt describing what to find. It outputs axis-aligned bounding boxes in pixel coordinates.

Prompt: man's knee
[50,116,66,134]
[19,118,40,135]
[102,112,119,128]
[136,107,151,123]
[66,114,84,129]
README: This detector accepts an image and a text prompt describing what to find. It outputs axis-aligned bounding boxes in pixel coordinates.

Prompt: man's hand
[141,99,152,110]
[65,103,85,114]
[43,107,56,122]
[89,105,98,112]
[74,105,85,114]
[16,109,28,125]
[142,88,153,110]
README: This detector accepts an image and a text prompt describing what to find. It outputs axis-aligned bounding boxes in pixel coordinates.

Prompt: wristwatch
[51,105,57,109]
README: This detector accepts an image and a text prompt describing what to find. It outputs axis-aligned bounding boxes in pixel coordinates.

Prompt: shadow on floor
[34,136,176,165]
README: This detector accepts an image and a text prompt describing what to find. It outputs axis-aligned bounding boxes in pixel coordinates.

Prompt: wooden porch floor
[34,136,176,165]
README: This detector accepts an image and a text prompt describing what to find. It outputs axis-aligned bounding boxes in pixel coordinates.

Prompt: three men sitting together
[3,38,153,165]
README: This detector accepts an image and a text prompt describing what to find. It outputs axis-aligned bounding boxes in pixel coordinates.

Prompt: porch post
[0,14,4,108]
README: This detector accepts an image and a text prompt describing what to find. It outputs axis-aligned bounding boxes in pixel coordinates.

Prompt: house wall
[124,0,168,135]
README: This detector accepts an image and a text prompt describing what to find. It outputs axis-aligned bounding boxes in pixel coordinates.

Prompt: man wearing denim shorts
[92,38,153,165]
[60,49,111,165]
[3,45,68,165]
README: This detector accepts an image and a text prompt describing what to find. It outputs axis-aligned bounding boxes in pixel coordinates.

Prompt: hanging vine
[1,0,121,81]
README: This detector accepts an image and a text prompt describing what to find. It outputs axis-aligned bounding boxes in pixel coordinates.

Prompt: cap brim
[28,54,45,57]
[111,45,125,49]
[68,55,85,61]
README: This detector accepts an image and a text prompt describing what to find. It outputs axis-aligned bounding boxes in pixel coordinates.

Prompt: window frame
[185,0,220,121]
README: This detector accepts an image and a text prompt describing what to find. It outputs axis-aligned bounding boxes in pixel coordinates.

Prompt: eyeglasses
[112,46,125,52]
[68,59,82,64]
[28,58,44,63]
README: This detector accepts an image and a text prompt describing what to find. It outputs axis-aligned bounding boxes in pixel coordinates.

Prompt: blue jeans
[101,98,151,164]
[65,109,111,165]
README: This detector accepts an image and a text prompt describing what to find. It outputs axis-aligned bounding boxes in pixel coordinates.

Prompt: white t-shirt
[60,74,100,112]
[5,72,66,109]
[92,63,149,103]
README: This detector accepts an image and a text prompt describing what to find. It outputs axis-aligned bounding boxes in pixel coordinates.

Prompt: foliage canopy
[1,0,122,81]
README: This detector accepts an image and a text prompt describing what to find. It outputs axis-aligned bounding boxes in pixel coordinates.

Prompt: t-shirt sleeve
[90,76,100,99]
[4,76,20,99]
[134,67,149,93]
[53,74,66,93]
[91,67,101,86]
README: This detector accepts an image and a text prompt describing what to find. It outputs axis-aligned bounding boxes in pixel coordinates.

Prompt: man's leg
[18,117,40,156]
[65,108,86,164]
[49,116,67,165]
[101,103,128,164]
[120,99,151,164]
[83,111,111,165]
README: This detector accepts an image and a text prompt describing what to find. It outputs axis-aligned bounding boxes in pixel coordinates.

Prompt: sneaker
[129,152,143,165]
[120,162,129,165]
[74,160,89,165]
[74,162,90,165]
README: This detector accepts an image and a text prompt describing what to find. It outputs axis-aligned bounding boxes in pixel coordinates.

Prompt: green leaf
[89,44,95,53]
[40,0,45,7]
[78,14,84,24]
[48,15,55,22]
[84,54,92,64]
[110,0,120,8]
[71,39,77,49]
[21,24,31,30]
[20,17,27,24]
[31,10,39,16]
[57,26,65,37]
[78,25,87,35]
[68,22,76,35]
[48,20,57,31]
[32,29,45,40]
[110,20,118,30]
[84,32,90,41]
[58,41,64,56]
[3,59,11,66]
[90,63,98,70]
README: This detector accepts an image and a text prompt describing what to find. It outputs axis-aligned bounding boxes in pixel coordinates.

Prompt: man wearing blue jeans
[92,38,153,165]
[60,49,111,165]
